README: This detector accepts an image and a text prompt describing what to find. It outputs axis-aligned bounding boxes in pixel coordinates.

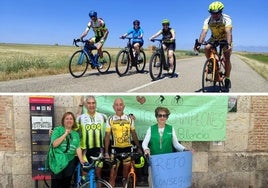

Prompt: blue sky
[1,0,268,51]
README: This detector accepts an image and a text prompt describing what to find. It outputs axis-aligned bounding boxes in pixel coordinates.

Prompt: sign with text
[151,151,192,188]
[30,96,54,180]
[95,95,228,141]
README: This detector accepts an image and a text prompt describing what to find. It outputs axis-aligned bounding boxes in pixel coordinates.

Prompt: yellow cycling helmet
[134,156,145,168]
[162,19,170,25]
[208,1,224,13]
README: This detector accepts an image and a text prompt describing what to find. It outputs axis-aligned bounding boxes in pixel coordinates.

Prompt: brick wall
[248,96,268,151]
[0,96,15,151]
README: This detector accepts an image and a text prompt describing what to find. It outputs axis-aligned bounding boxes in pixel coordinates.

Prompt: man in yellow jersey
[104,98,142,187]
[76,96,107,188]
[195,1,233,91]
[80,10,109,67]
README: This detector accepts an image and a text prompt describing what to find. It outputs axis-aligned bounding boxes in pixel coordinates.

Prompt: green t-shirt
[51,126,80,161]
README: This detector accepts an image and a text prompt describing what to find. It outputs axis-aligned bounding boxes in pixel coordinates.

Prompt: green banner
[93,95,228,141]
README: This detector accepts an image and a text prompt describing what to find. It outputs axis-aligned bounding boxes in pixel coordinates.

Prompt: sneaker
[224,78,231,91]
[98,63,103,69]
[168,68,173,74]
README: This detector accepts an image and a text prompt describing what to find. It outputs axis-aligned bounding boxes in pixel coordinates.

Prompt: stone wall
[0,95,267,188]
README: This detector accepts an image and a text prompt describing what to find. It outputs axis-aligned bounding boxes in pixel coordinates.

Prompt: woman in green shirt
[50,112,85,188]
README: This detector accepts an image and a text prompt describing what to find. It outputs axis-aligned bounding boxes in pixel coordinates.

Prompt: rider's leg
[109,163,119,187]
[204,44,212,59]
[223,49,232,89]
[122,161,131,187]
[133,43,140,56]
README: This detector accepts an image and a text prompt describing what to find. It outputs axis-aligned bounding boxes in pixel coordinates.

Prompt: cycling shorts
[113,147,132,165]
[90,36,106,45]
[86,147,103,168]
[163,42,176,51]
[207,38,229,52]
[132,41,144,47]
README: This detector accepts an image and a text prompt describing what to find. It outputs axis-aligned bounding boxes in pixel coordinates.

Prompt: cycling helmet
[89,10,97,17]
[133,20,140,26]
[134,156,145,168]
[162,19,170,25]
[208,1,224,13]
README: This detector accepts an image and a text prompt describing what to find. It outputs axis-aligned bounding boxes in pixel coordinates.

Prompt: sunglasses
[162,24,169,26]
[157,114,168,118]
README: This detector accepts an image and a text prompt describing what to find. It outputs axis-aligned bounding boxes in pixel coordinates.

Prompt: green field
[235,52,268,80]
[0,43,195,81]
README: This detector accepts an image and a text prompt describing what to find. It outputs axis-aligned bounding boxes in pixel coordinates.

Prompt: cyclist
[149,19,176,74]
[76,96,107,188]
[120,20,144,64]
[104,98,142,187]
[80,10,109,68]
[194,1,233,91]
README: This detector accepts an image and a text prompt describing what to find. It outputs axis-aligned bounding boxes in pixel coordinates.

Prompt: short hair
[154,107,170,118]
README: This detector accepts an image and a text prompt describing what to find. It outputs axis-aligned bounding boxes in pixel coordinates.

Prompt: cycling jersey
[86,18,108,38]
[76,112,106,150]
[106,114,135,148]
[161,28,175,43]
[203,13,232,41]
[127,27,144,43]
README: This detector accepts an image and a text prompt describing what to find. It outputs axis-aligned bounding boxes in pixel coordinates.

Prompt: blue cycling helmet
[89,11,97,17]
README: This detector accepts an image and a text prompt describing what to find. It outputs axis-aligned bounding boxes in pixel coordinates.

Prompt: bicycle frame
[124,37,138,64]
[153,39,168,69]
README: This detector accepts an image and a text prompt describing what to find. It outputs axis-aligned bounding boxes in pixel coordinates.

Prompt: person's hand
[48,129,53,137]
[120,35,126,39]
[129,113,136,121]
[144,149,150,156]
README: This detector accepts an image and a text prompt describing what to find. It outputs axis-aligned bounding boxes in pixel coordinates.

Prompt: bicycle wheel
[97,50,111,74]
[80,179,112,188]
[69,50,89,78]
[135,50,146,73]
[125,176,135,188]
[149,52,162,81]
[202,58,216,92]
[115,49,130,76]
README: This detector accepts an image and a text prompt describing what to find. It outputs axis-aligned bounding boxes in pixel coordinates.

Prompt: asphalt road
[0,55,267,93]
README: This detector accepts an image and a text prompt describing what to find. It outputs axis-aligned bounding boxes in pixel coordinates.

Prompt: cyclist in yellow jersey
[195,1,233,91]
[80,10,109,66]
[76,96,107,188]
[104,98,142,187]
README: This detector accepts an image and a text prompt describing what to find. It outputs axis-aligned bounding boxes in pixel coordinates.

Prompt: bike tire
[69,50,89,78]
[80,179,113,188]
[115,49,130,76]
[97,50,111,74]
[149,52,162,81]
[125,176,135,188]
[202,59,216,92]
[135,50,146,73]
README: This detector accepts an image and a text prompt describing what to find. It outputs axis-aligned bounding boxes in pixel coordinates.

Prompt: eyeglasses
[157,114,168,118]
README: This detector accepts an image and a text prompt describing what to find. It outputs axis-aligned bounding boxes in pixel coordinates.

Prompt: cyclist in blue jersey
[121,20,144,62]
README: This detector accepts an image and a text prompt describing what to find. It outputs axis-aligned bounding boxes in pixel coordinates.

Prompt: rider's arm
[170,29,176,42]
[225,27,233,49]
[149,30,162,41]
[80,22,91,40]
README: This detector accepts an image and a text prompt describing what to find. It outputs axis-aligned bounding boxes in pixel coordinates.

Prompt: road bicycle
[71,154,112,188]
[149,39,176,81]
[112,147,144,188]
[69,39,111,78]
[115,37,146,76]
[194,39,228,92]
